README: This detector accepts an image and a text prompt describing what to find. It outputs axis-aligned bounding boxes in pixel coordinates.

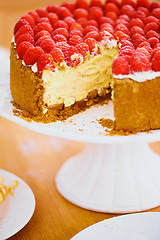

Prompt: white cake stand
[1,49,160,213]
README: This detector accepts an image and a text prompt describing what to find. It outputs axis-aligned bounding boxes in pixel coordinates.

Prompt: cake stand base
[56,141,160,213]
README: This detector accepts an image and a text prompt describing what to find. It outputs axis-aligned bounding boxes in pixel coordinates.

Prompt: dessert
[10,0,160,133]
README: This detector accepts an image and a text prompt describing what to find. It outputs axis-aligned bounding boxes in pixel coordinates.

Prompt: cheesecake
[10,0,160,132]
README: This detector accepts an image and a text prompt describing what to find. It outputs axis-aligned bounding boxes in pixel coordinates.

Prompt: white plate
[71,212,160,240]
[0,169,35,240]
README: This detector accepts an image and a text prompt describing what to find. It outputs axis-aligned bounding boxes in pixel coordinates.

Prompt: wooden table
[0,1,160,239]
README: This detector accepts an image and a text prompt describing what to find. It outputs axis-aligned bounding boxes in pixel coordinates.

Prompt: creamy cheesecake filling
[42,46,118,112]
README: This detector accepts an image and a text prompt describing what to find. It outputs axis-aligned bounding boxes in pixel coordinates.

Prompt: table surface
[0,1,160,239]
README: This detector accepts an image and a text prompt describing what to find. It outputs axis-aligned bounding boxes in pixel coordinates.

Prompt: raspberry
[138,7,149,16]
[150,2,160,11]
[37,53,55,72]
[21,14,35,29]
[137,0,151,9]
[88,7,103,21]
[57,7,72,19]
[90,0,103,8]
[73,8,89,19]
[70,23,83,33]
[138,41,152,53]
[118,14,130,22]
[130,26,145,36]
[46,4,59,13]
[63,46,82,67]
[98,16,114,26]
[84,37,99,54]
[148,37,159,48]
[135,11,146,23]
[152,46,160,56]
[54,20,69,30]
[86,20,99,28]
[61,2,75,12]
[120,5,135,19]
[99,30,114,41]
[47,13,59,27]
[16,33,35,48]
[23,46,44,65]
[100,23,114,34]
[114,23,130,35]
[123,55,132,64]
[105,12,118,21]
[121,0,137,8]
[153,43,160,49]
[52,34,67,43]
[75,0,88,9]
[146,30,159,39]
[151,50,160,71]
[120,39,134,48]
[115,18,129,28]
[35,30,51,42]
[129,18,144,29]
[135,47,151,60]
[36,35,52,46]
[69,29,83,38]
[39,38,55,53]
[83,30,99,40]
[64,16,76,27]
[34,22,53,35]
[104,3,120,15]
[28,11,40,24]
[37,17,50,24]
[52,28,69,38]
[100,27,114,36]
[83,25,99,35]
[14,19,29,35]
[55,41,69,51]
[107,0,121,7]
[131,33,146,48]
[131,51,151,72]
[50,47,64,64]
[115,31,131,41]
[112,56,130,75]
[77,18,88,28]
[151,8,160,19]
[119,46,134,56]
[144,22,159,33]
[146,16,158,24]
[76,42,89,57]
[68,35,83,46]
[15,24,34,42]
[17,41,33,59]
[36,8,48,18]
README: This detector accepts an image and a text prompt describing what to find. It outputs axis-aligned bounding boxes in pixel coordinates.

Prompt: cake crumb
[98,118,138,136]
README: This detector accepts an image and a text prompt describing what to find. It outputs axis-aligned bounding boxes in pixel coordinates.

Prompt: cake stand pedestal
[56,141,160,213]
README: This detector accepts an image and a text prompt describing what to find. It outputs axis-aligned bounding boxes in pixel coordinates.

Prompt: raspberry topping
[13,0,160,74]
[76,42,90,57]
[37,53,55,72]
[17,42,34,59]
[50,47,64,64]
[23,46,44,65]
[112,56,130,75]
[16,34,35,48]
[131,51,151,72]
[63,46,82,66]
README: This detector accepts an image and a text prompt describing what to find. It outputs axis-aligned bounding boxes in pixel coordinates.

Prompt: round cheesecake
[10,0,160,132]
